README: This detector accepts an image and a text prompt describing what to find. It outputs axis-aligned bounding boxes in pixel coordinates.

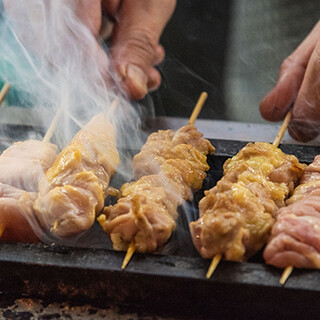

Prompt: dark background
[149,0,232,120]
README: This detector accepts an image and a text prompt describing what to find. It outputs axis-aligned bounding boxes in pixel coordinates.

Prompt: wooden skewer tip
[280,265,293,285]
[121,241,135,270]
[206,253,222,279]
[53,220,59,231]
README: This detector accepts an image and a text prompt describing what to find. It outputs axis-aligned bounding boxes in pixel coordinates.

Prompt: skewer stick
[42,105,65,143]
[121,92,209,270]
[121,241,135,269]
[273,110,292,148]
[188,92,208,125]
[273,111,294,285]
[207,110,293,279]
[280,265,293,285]
[206,254,222,279]
[0,83,10,105]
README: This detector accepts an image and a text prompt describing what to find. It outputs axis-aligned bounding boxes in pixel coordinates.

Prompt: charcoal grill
[0,124,320,320]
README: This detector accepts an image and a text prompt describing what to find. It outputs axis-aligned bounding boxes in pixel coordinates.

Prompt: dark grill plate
[0,125,319,320]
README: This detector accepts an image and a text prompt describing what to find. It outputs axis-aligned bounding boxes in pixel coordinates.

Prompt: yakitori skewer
[50,99,119,232]
[0,104,63,239]
[205,110,294,279]
[120,92,209,270]
[0,83,11,105]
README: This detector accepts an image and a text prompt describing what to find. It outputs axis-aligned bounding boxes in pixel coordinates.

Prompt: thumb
[260,21,320,122]
[288,37,320,142]
[110,0,176,100]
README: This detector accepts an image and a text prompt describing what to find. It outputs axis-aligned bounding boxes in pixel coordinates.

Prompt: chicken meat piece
[0,139,58,243]
[264,155,320,269]
[34,113,120,238]
[0,182,39,242]
[98,125,214,253]
[0,140,58,191]
[133,124,214,179]
[190,142,305,261]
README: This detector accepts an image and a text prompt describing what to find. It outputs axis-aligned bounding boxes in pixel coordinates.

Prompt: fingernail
[127,64,148,96]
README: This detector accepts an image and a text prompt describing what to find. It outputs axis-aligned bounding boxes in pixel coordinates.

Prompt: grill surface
[0,125,319,319]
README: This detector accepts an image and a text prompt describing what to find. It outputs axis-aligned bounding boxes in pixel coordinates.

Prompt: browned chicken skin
[34,113,120,238]
[98,124,215,253]
[190,142,305,261]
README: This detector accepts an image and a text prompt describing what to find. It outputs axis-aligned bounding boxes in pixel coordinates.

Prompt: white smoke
[0,0,146,247]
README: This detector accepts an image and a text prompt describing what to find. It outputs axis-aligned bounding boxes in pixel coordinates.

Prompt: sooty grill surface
[0,125,320,319]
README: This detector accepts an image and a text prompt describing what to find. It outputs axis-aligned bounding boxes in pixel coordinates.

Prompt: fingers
[288,38,320,142]
[260,21,320,122]
[101,0,121,19]
[110,0,176,100]
[76,0,102,36]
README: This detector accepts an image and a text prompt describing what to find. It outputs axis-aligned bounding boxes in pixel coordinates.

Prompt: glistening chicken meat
[98,124,214,252]
[0,140,58,242]
[34,113,120,238]
[264,155,320,268]
[190,142,305,261]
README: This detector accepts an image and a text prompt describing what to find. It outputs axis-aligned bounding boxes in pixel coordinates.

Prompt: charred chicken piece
[190,142,305,261]
[98,124,215,253]
[264,155,320,269]
[34,113,120,238]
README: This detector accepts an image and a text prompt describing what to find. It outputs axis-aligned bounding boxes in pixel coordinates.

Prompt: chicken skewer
[191,111,306,279]
[121,92,210,269]
[0,83,10,105]
[264,152,320,285]
[34,102,120,238]
[0,103,61,241]
[98,92,215,269]
[206,114,294,278]
[122,92,209,269]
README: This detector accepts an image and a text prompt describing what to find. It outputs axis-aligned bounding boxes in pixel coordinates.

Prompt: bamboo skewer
[206,254,222,279]
[121,92,208,270]
[188,92,208,125]
[206,111,293,280]
[280,265,293,285]
[0,83,11,105]
[273,110,292,148]
[274,112,294,285]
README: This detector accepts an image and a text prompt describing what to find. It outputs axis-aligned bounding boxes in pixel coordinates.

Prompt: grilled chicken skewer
[264,154,320,284]
[34,112,120,238]
[0,106,60,242]
[98,93,215,269]
[190,111,306,278]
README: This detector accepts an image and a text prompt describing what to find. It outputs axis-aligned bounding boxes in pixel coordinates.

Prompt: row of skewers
[0,84,319,286]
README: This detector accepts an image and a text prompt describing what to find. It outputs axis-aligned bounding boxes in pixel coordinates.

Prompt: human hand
[4,0,176,101]
[260,21,320,142]
[79,0,176,100]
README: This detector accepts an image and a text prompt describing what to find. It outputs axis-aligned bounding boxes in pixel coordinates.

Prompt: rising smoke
[0,0,145,247]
